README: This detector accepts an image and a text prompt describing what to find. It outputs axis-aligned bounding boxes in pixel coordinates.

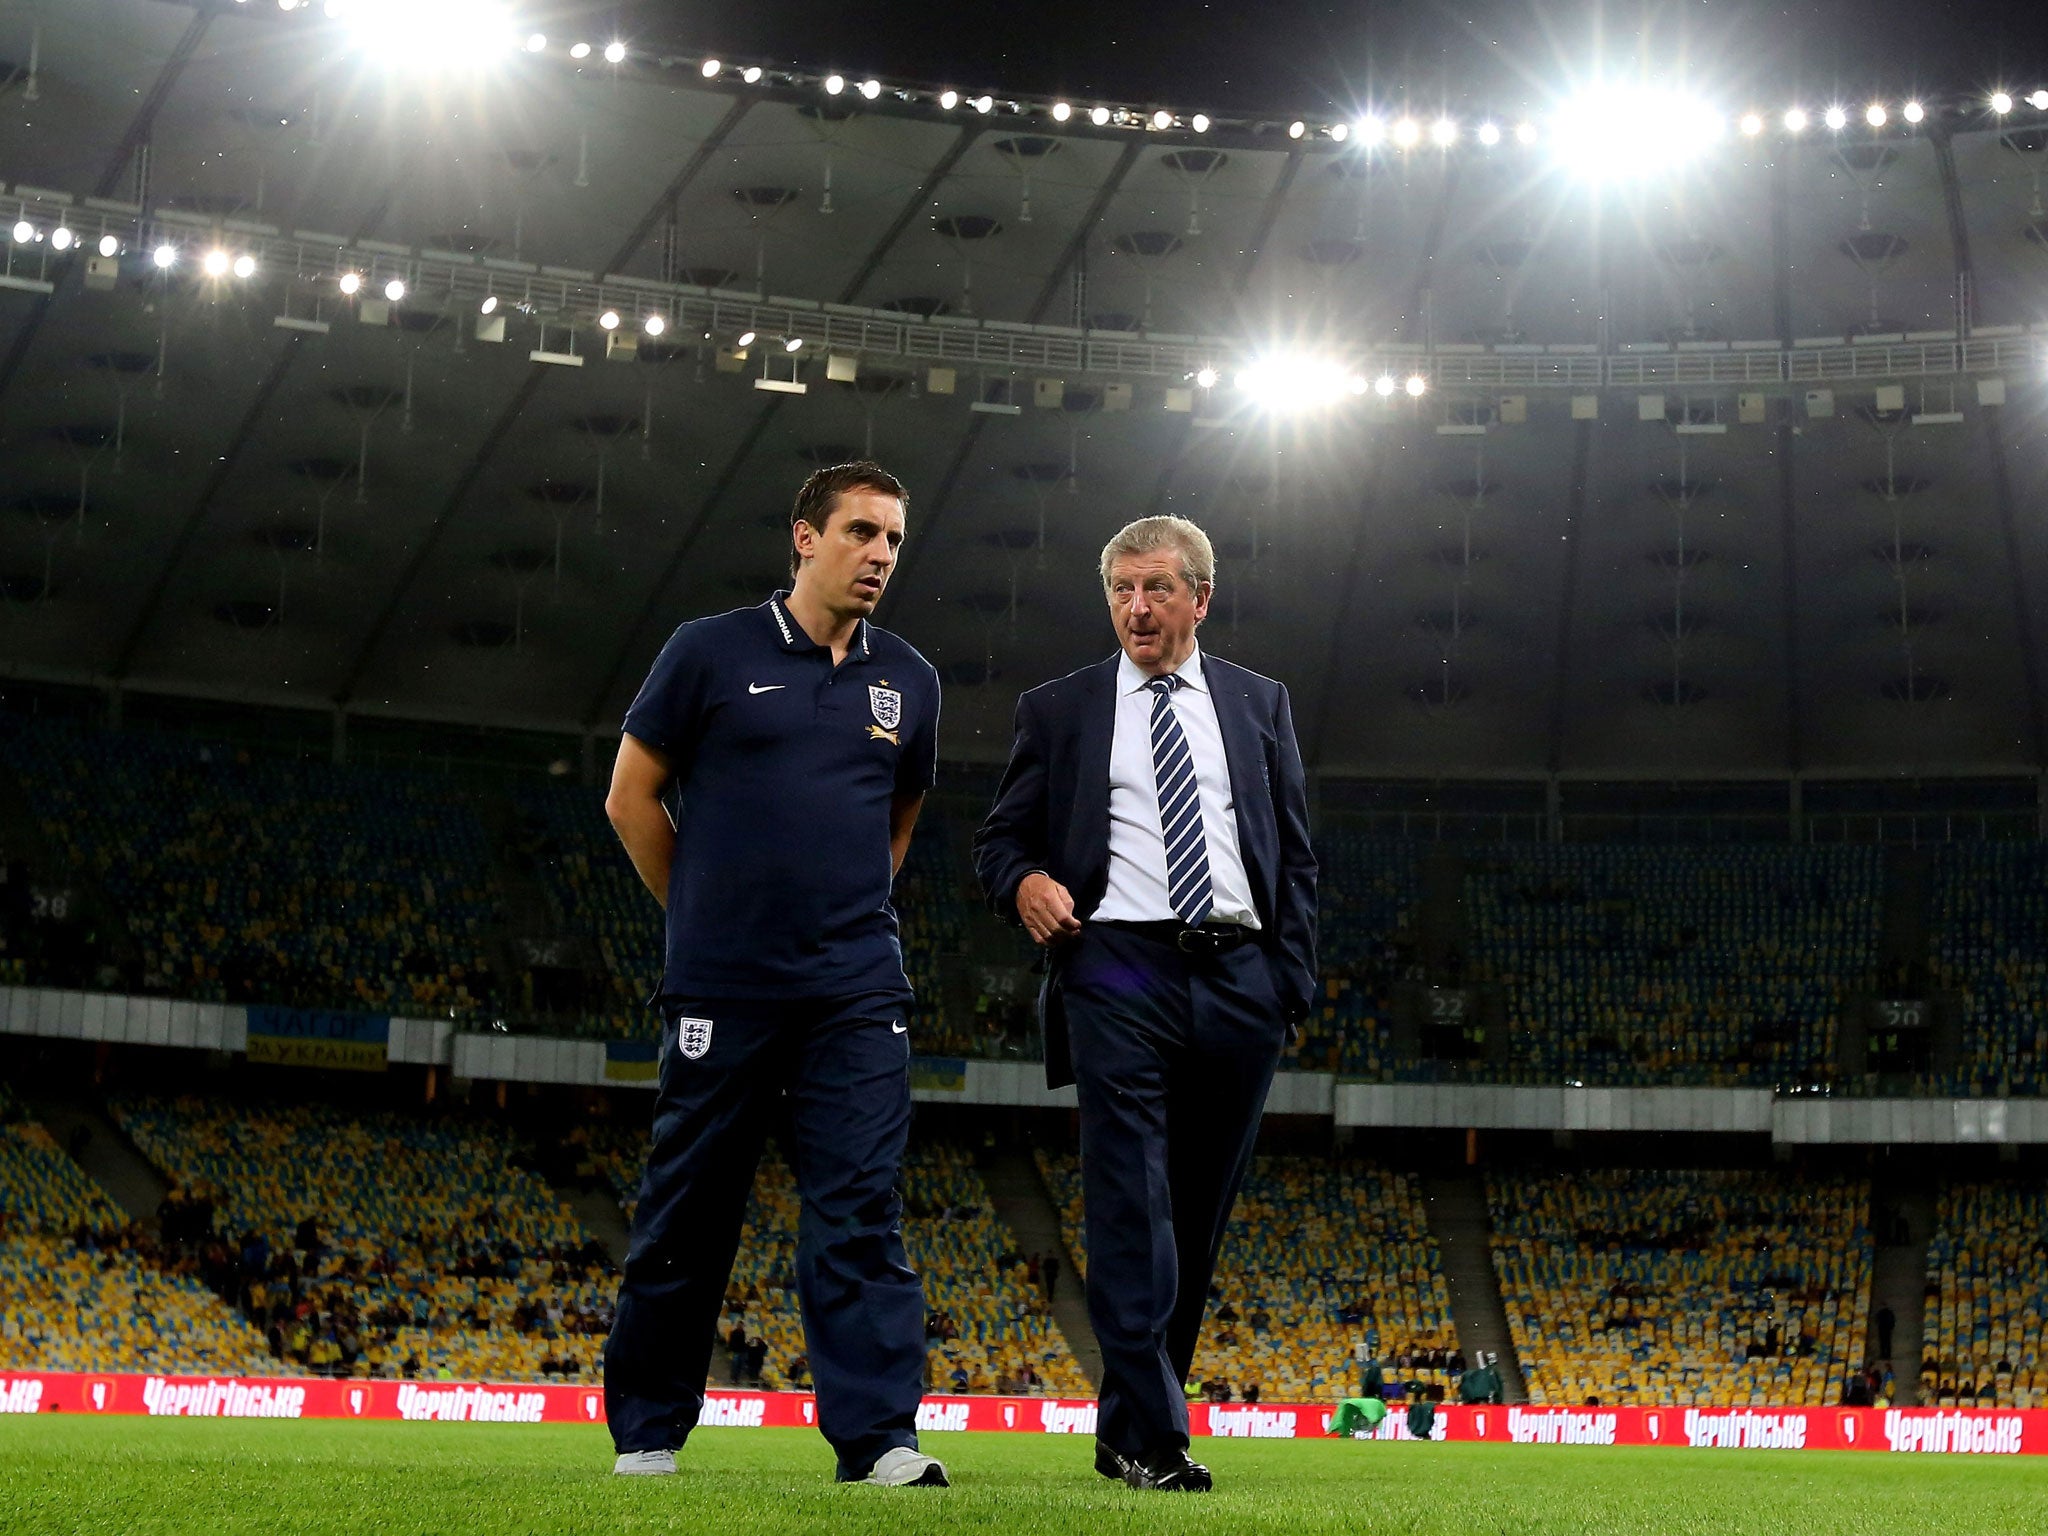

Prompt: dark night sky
[616,1,2048,117]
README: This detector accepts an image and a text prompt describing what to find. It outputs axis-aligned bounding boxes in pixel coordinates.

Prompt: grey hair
[1099,515,1217,596]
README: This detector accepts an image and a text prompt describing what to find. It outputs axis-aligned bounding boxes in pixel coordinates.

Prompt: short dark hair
[789,461,908,578]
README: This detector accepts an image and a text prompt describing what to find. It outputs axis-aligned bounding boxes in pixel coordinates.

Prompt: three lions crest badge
[676,1016,714,1060]
[867,683,902,745]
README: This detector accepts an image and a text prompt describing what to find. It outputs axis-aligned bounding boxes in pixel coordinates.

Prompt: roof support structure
[1771,150,1805,773]
[334,98,756,707]
[578,121,988,727]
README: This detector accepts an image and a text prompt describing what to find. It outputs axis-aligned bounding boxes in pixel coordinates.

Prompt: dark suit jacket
[972,652,1318,1088]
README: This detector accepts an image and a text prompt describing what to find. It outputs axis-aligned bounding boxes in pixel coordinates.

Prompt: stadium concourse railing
[2,181,2042,393]
[4,1371,2047,1455]
[4,982,2048,1143]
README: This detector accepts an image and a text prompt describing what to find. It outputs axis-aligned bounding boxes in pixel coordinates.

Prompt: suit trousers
[1062,922,1284,1458]
[602,992,926,1479]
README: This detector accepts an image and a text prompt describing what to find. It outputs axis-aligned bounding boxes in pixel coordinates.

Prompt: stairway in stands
[1869,1169,1933,1403]
[1421,1170,1527,1402]
[982,1149,1103,1390]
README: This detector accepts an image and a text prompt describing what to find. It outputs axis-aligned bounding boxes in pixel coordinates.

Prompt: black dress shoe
[1122,1447,1212,1492]
[1093,1443,1131,1480]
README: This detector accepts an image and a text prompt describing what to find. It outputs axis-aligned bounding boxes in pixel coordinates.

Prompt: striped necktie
[1147,674,1213,926]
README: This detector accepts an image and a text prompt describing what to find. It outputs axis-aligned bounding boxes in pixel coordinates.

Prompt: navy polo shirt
[621,592,940,1003]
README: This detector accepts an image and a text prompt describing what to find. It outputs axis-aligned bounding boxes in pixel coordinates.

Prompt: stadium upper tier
[1465,844,1881,1085]
[5,716,2048,1094]
[1038,1150,1459,1401]
[1490,1168,1873,1406]
[1923,1183,2048,1409]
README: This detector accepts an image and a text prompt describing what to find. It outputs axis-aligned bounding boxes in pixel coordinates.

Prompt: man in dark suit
[974,515,1317,1492]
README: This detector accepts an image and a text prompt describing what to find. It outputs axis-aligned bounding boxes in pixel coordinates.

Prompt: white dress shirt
[1092,645,1260,929]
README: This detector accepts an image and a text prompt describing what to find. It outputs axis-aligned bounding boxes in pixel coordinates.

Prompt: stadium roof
[2,2,2047,776]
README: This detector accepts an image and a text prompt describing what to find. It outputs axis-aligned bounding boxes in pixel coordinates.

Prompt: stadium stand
[1922,1183,2048,1409]
[0,720,503,1021]
[1308,833,1422,1077]
[1927,843,2048,1096]
[0,1083,274,1376]
[1465,845,1882,1086]
[1489,1168,1873,1406]
[110,1096,612,1382]
[1036,1149,1459,1402]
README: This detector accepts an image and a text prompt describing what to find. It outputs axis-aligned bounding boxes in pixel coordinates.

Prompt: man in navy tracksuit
[601,461,947,1488]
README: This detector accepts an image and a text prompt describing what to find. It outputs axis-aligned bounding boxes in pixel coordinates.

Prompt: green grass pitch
[3,1419,2045,1535]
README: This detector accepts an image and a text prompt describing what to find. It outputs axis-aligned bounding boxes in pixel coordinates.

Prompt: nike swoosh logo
[747,683,785,694]
[891,1022,907,1035]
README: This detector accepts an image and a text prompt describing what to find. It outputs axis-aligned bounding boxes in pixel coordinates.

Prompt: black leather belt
[1099,920,1255,956]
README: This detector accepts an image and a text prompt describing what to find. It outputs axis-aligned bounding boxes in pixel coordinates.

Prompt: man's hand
[1015,871,1083,946]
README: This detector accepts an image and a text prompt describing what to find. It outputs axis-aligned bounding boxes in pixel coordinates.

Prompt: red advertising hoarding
[1,1373,2040,1456]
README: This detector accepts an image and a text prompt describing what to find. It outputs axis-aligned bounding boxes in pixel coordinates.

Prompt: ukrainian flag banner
[244,1007,390,1072]
[908,1056,968,1092]
[604,1039,660,1084]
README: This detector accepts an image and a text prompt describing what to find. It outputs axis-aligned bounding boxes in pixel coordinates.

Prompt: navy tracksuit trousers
[1062,923,1284,1459]
[602,992,926,1478]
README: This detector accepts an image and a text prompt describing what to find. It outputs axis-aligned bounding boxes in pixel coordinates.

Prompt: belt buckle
[1175,927,1210,955]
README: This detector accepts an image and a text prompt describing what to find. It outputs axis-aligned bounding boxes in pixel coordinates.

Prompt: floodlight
[1514,122,1537,144]
[1867,103,1887,127]
[1052,102,1071,121]
[10,221,30,244]
[569,42,590,59]
[1374,375,1396,397]
[643,314,665,336]
[1392,117,1421,147]
[1784,107,1808,132]
[939,89,959,109]
[824,74,845,95]
[1288,120,1306,139]
[1195,367,1218,388]
[1191,114,1210,133]
[1992,91,2014,114]
[1346,375,1368,395]
[1152,110,1173,129]
[1477,122,1501,146]
[1430,117,1457,146]
[480,295,498,314]
[1358,117,1385,146]
[338,272,362,295]
[1739,112,1764,136]
[2031,90,2048,111]
[599,310,620,330]
[97,234,120,258]
[860,79,881,100]
[49,227,73,252]
[972,95,993,114]
[384,277,405,301]
[1091,106,1110,125]
[1235,353,1356,411]
[232,254,256,278]
[737,329,757,347]
[526,34,545,52]
[742,66,763,83]
[1329,122,1350,142]
[278,0,299,10]
[153,244,176,269]
[784,336,803,352]
[603,41,626,64]
[1405,374,1427,397]
[1824,105,1847,131]
[1904,101,1925,123]
[1553,88,1720,179]
[203,249,230,276]
[700,59,720,78]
